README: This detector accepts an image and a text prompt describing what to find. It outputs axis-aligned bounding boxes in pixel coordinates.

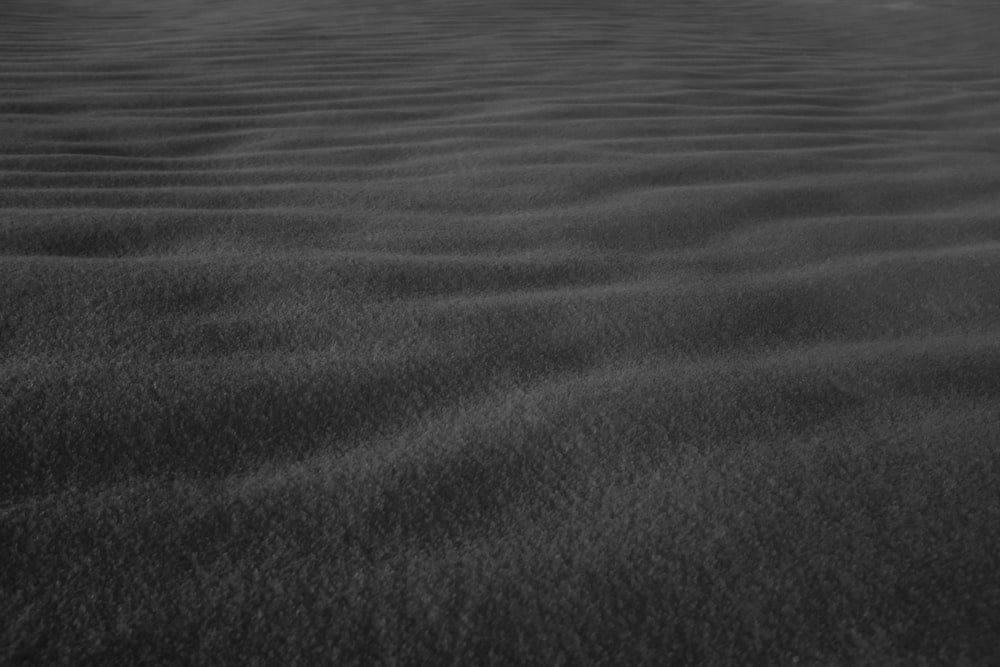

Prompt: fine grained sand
[2,0,999,663]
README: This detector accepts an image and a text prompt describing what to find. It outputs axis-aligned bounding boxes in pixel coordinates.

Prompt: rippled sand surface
[3,0,1000,663]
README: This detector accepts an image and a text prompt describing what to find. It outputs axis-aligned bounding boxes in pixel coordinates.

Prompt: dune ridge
[3,0,1000,663]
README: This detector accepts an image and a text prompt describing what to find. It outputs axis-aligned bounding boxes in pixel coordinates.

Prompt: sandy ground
[2,0,1000,663]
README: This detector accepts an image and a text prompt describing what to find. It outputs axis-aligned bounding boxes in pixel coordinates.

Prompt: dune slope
[3,0,1000,664]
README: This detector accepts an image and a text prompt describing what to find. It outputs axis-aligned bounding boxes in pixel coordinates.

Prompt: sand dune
[3,0,1000,663]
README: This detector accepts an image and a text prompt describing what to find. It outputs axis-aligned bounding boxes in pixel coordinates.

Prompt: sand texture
[3,0,1000,663]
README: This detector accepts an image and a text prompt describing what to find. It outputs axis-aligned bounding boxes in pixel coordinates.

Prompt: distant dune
[3,0,1000,664]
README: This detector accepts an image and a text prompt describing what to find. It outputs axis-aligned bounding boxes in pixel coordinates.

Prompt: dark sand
[3,0,1000,663]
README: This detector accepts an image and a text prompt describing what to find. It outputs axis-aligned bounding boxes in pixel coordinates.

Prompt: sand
[3,0,1000,663]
